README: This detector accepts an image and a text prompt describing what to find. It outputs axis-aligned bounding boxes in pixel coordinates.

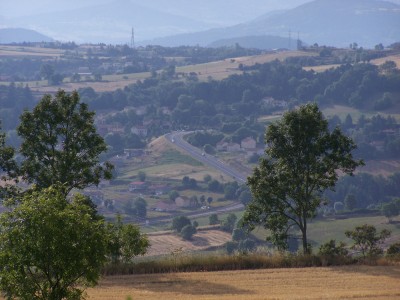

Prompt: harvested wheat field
[146,229,232,256]
[87,265,400,299]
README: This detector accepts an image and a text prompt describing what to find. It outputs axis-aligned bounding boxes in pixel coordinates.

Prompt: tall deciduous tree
[0,185,108,299]
[17,90,113,194]
[244,103,363,253]
[107,215,149,264]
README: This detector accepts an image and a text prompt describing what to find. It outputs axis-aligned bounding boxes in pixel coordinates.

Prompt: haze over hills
[0,28,53,43]
[148,0,400,48]
[0,0,399,47]
[0,0,312,44]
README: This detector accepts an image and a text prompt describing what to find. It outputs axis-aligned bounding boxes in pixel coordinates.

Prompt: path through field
[87,265,400,299]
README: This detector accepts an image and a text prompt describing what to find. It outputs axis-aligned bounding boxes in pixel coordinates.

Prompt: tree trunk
[301,218,308,254]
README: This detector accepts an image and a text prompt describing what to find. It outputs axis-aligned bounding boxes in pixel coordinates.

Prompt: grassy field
[251,215,400,250]
[322,104,400,122]
[87,265,400,299]
[303,53,400,73]
[0,45,64,58]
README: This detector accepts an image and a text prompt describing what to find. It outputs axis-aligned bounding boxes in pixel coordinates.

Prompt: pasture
[87,265,400,299]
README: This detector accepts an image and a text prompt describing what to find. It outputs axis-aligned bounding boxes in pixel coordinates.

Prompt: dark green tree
[0,186,108,299]
[180,224,197,240]
[244,103,363,253]
[0,125,17,197]
[344,194,357,211]
[221,213,237,233]
[17,90,113,194]
[40,64,54,80]
[381,202,399,223]
[133,197,147,218]
[209,213,219,225]
[107,215,149,264]
[172,216,191,233]
[137,171,146,182]
[345,224,391,258]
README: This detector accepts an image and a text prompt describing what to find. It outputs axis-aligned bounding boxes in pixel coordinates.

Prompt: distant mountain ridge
[147,0,400,48]
[1,0,399,46]
[0,28,53,43]
[5,0,210,43]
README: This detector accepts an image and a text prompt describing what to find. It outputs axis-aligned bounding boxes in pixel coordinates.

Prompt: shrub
[221,213,237,233]
[226,241,237,254]
[345,224,391,259]
[232,228,247,242]
[180,225,197,240]
[172,216,191,233]
[238,239,256,254]
[386,242,400,258]
[319,240,348,257]
[209,214,219,225]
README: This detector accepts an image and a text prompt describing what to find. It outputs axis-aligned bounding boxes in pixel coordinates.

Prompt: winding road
[165,131,248,184]
[134,131,249,226]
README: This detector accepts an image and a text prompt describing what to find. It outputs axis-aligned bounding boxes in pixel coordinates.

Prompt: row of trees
[0,90,149,299]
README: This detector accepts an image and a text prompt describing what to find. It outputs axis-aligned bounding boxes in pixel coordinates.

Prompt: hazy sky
[1,0,399,45]
[0,0,311,19]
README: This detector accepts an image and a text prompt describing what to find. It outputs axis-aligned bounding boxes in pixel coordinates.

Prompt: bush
[386,242,400,257]
[345,224,391,259]
[172,216,191,233]
[209,214,219,225]
[238,239,256,254]
[319,240,348,257]
[180,225,197,240]
[226,241,237,254]
[232,228,247,242]
[221,213,237,233]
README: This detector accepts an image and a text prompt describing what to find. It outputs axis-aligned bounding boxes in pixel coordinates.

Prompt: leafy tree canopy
[17,90,113,194]
[244,103,363,253]
[0,185,108,299]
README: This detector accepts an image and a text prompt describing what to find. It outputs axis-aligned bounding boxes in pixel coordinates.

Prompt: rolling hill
[148,0,400,48]
[0,28,53,43]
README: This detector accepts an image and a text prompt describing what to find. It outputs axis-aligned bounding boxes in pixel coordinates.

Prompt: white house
[131,126,148,137]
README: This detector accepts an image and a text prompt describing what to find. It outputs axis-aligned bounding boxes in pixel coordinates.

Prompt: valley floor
[87,265,400,299]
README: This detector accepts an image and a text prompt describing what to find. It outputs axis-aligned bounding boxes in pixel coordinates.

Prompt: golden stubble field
[87,265,400,299]
[146,229,232,256]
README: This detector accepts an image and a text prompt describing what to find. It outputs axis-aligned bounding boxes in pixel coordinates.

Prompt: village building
[129,181,148,192]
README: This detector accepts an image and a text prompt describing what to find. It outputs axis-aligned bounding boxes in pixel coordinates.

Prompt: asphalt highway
[165,131,248,184]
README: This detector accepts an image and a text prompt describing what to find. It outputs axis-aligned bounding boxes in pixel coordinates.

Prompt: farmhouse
[152,201,177,212]
[149,184,171,196]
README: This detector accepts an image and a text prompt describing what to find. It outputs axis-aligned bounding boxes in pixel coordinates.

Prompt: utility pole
[130,27,135,48]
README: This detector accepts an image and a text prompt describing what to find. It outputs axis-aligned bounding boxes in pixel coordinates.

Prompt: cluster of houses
[216,136,264,157]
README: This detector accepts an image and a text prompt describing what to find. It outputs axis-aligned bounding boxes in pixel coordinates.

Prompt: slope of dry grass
[87,265,400,299]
